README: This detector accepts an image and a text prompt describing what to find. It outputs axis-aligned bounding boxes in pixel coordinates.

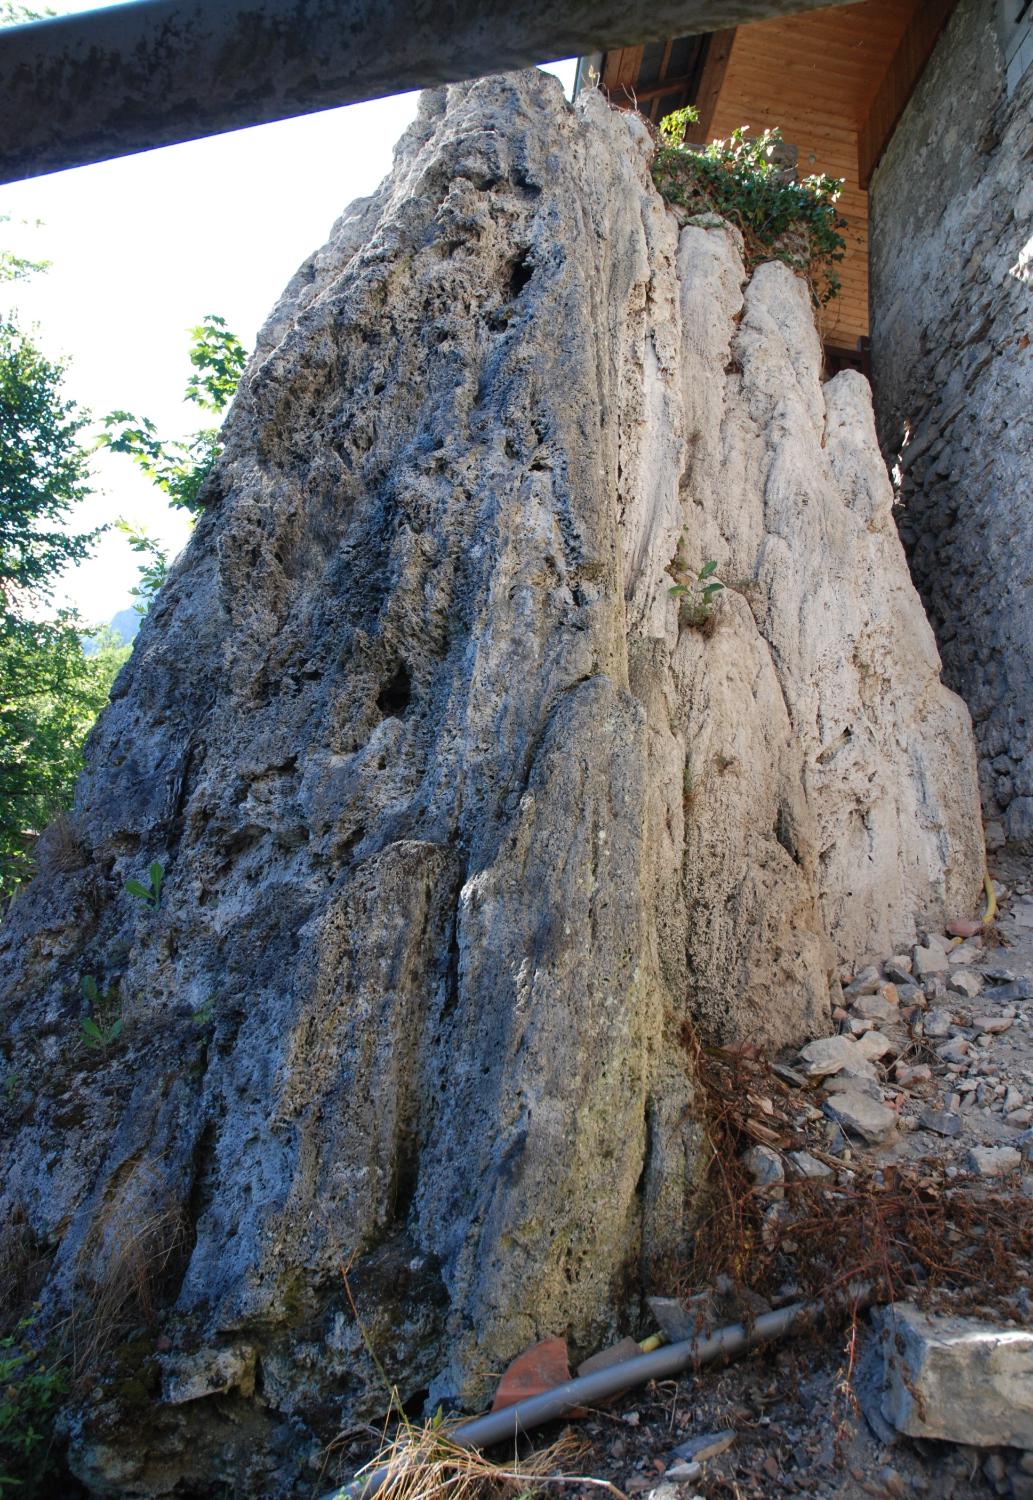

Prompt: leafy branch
[100,315,246,614]
[652,114,846,305]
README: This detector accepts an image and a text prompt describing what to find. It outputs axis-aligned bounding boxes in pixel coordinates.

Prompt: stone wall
[869,0,1033,846]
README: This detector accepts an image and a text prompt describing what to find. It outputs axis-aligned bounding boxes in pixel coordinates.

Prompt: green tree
[101,314,247,612]
[0,301,94,614]
[0,620,127,890]
[0,225,124,897]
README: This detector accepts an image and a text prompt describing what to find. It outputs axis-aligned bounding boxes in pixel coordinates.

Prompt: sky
[0,1,575,625]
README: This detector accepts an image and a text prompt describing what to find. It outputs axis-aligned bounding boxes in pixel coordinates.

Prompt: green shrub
[0,1318,67,1497]
[652,110,846,304]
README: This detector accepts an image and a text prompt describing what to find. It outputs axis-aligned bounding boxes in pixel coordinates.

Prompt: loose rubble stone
[913,944,950,977]
[851,987,899,1022]
[947,968,984,997]
[983,980,1033,1003]
[671,1430,736,1464]
[918,1108,962,1137]
[865,1303,1033,1449]
[799,1035,877,1079]
[855,1031,895,1063]
[937,1037,971,1063]
[822,1072,884,1100]
[663,1462,702,1483]
[844,966,884,997]
[973,1014,1014,1033]
[786,1150,833,1179]
[645,1298,702,1343]
[741,1145,784,1199]
[966,1145,1022,1177]
[923,1007,954,1038]
[894,1063,932,1087]
[884,955,913,983]
[823,1088,897,1144]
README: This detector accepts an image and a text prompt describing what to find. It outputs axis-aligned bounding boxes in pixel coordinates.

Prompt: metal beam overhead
[0,0,863,185]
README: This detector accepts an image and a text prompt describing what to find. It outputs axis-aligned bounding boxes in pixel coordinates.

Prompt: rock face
[0,71,984,1494]
[870,0,1033,844]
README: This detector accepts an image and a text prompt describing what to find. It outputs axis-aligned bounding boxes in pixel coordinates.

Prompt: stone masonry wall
[870,0,1033,846]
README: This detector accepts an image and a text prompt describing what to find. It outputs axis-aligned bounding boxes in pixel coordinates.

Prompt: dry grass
[335,1417,621,1500]
[67,1163,189,1379]
[0,1205,53,1337]
[33,811,89,876]
[672,1022,1033,1321]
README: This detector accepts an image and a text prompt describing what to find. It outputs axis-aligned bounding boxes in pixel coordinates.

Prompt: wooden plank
[602,45,646,100]
[683,28,737,142]
[858,0,958,186]
[702,0,923,345]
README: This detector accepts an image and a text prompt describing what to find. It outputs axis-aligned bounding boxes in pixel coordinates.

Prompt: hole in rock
[376,662,412,719]
[505,251,535,300]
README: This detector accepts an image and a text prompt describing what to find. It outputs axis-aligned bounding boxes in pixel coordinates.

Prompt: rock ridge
[0,69,984,1495]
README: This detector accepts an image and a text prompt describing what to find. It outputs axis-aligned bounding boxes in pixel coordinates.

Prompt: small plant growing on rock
[669,559,725,633]
[79,975,123,1050]
[125,860,163,908]
[652,111,846,305]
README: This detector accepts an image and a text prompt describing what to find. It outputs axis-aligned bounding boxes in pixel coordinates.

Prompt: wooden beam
[602,44,646,98]
[629,71,703,102]
[682,29,737,143]
[858,0,958,187]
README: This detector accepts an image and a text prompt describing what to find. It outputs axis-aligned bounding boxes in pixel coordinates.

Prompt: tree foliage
[101,314,247,613]
[0,621,127,892]
[0,223,122,897]
[100,314,245,518]
[0,313,95,615]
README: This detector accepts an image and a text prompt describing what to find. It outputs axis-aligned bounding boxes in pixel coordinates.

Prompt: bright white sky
[0,1,575,625]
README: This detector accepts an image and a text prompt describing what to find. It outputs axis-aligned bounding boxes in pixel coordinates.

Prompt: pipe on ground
[322,1297,825,1499]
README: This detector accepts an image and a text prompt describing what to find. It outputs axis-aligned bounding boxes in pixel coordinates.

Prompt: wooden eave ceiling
[599,0,955,348]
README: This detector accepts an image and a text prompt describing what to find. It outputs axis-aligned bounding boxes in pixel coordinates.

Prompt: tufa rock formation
[0,70,984,1495]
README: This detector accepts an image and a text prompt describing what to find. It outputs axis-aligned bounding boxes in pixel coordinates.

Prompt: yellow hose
[983,872,997,924]
[638,1333,664,1352]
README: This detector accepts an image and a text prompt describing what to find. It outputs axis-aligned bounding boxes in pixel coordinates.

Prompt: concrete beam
[0,0,862,185]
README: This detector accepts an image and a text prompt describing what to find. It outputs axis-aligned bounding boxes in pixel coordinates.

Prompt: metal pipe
[0,0,865,185]
[322,1297,823,1499]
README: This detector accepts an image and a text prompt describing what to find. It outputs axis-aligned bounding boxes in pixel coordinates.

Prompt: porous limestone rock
[0,69,985,1495]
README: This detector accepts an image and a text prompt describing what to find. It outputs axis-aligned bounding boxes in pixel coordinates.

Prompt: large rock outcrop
[0,71,984,1495]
